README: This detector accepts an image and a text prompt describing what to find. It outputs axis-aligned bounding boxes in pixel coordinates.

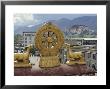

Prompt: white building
[23,32,36,47]
[83,38,97,46]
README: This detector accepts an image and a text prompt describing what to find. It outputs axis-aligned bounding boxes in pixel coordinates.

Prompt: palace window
[25,37,27,40]
[93,54,96,60]
[88,53,91,58]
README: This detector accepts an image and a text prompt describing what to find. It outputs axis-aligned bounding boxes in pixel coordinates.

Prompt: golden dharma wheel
[35,22,64,56]
[35,22,64,68]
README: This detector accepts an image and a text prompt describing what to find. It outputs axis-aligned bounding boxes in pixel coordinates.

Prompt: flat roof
[23,32,36,33]
[65,38,97,40]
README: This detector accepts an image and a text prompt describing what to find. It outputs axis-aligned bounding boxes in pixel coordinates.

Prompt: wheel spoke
[42,37,46,42]
[52,41,55,46]
[42,42,45,47]
[48,31,50,37]
[42,40,47,48]
[53,38,57,43]
[52,34,57,39]
[48,31,54,37]
[51,32,54,36]
[48,43,52,48]
[50,32,54,37]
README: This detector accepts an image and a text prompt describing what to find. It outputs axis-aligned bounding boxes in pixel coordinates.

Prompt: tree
[14,34,22,44]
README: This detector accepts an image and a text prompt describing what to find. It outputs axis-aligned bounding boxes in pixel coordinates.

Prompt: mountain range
[14,16,97,36]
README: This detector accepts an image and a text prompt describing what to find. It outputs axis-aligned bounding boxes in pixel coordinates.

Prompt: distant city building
[83,38,97,45]
[23,32,36,47]
[83,49,97,71]
[65,38,97,46]
[14,34,24,53]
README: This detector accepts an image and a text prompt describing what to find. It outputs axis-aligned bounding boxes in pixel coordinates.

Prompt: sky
[14,14,96,26]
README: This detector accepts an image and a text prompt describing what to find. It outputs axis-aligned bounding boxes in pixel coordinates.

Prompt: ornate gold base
[66,61,86,65]
[39,56,60,68]
[14,63,32,68]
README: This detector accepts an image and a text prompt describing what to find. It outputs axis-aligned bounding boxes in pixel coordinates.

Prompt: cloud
[14,14,37,26]
[27,24,35,28]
